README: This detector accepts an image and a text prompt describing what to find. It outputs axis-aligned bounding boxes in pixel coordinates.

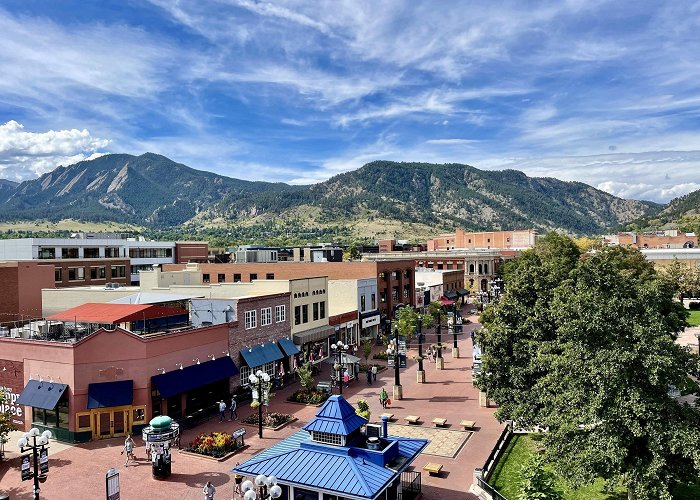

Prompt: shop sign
[0,385,24,426]
[21,454,32,481]
[40,448,49,474]
[361,315,380,328]
[106,467,120,500]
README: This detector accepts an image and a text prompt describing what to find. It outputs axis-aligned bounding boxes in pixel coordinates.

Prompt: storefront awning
[438,297,455,306]
[240,342,284,368]
[87,380,134,409]
[293,325,334,345]
[278,337,300,357]
[152,356,239,399]
[457,288,470,296]
[16,380,68,410]
[323,353,361,364]
[445,290,459,300]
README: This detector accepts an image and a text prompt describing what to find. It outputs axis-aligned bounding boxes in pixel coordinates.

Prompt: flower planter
[178,445,248,462]
[241,415,297,431]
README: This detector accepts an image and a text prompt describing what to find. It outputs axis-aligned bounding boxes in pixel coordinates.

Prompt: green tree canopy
[476,233,700,499]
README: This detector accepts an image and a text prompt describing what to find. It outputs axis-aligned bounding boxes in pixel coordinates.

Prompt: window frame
[244,310,257,329]
[260,307,272,326]
[275,305,286,323]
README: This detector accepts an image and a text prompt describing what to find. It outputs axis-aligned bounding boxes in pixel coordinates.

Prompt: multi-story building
[427,228,537,251]
[0,261,55,324]
[0,235,209,286]
[414,268,465,309]
[605,230,698,249]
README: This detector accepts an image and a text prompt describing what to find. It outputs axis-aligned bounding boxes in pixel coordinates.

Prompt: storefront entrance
[96,408,129,438]
[76,405,147,440]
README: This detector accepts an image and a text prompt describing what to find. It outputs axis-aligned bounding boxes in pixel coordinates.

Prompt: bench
[380,413,394,421]
[459,420,476,430]
[423,462,443,476]
[404,415,421,425]
[432,418,448,427]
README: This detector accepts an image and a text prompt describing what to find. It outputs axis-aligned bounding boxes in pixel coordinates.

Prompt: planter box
[286,399,325,407]
[179,445,248,462]
[241,417,298,431]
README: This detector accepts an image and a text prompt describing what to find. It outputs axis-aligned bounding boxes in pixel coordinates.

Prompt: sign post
[106,467,120,500]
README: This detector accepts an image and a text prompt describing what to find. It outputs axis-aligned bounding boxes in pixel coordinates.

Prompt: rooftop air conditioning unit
[365,424,381,438]
[366,436,381,450]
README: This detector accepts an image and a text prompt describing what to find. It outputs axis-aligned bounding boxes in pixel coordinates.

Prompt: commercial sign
[361,314,380,328]
[1,384,25,426]
[106,467,120,500]
[40,448,49,474]
[21,454,32,481]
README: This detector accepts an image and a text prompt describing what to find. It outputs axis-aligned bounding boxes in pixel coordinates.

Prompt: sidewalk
[0,308,502,499]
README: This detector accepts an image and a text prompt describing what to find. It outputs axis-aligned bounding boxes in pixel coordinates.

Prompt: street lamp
[390,328,403,400]
[241,474,283,499]
[434,311,444,370]
[451,303,462,358]
[17,427,53,500]
[330,340,349,395]
[248,370,271,439]
[416,317,425,383]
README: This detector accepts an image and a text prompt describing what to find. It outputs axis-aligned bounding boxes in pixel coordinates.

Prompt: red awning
[438,297,455,306]
[46,303,189,324]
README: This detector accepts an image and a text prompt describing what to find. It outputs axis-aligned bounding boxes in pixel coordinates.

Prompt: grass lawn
[489,434,699,499]
[687,310,700,327]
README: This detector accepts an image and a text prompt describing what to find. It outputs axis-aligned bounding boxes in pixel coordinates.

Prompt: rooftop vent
[366,436,381,450]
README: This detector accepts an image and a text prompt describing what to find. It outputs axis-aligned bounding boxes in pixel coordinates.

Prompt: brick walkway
[0,309,503,499]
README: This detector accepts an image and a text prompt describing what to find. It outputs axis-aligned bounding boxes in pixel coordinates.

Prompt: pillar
[452,346,460,358]
[416,370,425,383]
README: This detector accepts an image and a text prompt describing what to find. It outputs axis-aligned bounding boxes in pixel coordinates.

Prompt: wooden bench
[380,412,394,421]
[404,415,421,425]
[432,417,448,427]
[423,462,443,477]
[460,420,476,430]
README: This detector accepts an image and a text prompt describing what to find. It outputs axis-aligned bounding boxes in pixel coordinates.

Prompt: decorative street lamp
[391,328,403,400]
[249,370,271,439]
[17,427,53,500]
[434,311,445,370]
[242,474,283,499]
[330,340,349,395]
[416,317,425,383]
[451,303,462,359]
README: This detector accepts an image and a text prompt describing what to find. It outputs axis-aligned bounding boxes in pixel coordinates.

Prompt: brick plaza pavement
[0,310,503,499]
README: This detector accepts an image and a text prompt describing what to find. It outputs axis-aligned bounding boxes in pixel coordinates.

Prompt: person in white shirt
[203,481,216,499]
[218,400,227,422]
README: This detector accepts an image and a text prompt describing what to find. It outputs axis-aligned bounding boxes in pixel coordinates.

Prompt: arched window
[469,264,475,273]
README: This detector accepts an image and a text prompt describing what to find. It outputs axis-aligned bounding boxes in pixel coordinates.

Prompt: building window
[380,290,387,303]
[275,305,286,322]
[250,273,258,281]
[90,267,106,280]
[392,271,400,280]
[361,295,366,312]
[261,307,272,326]
[83,247,99,258]
[484,264,489,274]
[302,304,309,323]
[61,247,79,259]
[294,305,301,325]
[403,285,410,298]
[469,264,475,273]
[244,310,257,329]
[312,431,342,446]
[392,287,399,300]
[111,265,126,278]
[320,301,325,319]
[313,302,319,321]
[68,267,85,281]
[371,293,376,309]
[240,365,251,386]
[437,263,443,270]
[218,273,225,283]
[234,273,241,282]
[478,264,483,274]
[266,273,275,280]
[105,247,120,258]
[404,269,411,278]
[38,247,55,259]
[203,273,210,283]
[379,272,386,280]
[54,267,62,282]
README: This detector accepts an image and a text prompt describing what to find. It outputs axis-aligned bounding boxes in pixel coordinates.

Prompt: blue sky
[1,1,700,203]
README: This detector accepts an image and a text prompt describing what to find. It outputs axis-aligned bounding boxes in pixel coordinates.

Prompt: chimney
[381,415,388,438]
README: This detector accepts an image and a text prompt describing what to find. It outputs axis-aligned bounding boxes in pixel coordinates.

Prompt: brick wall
[0,359,26,429]
[49,258,131,288]
[0,265,20,324]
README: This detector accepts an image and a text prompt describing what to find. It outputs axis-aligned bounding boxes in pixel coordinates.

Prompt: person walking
[427,347,434,363]
[343,369,350,388]
[371,364,377,383]
[366,368,372,385]
[203,481,216,499]
[218,400,227,422]
[229,396,238,421]
[121,434,135,467]
[380,387,388,408]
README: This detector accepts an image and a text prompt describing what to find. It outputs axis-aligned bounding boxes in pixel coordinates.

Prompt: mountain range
[0,153,680,238]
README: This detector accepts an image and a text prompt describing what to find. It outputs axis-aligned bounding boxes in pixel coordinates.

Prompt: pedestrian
[371,364,377,382]
[380,387,388,408]
[218,400,227,422]
[427,347,434,363]
[366,368,372,385]
[121,434,135,467]
[229,396,237,421]
[343,369,350,388]
[203,481,216,499]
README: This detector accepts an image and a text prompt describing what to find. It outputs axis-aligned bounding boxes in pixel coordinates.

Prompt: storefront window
[76,413,92,431]
[151,388,162,419]
[58,398,69,428]
[167,396,182,418]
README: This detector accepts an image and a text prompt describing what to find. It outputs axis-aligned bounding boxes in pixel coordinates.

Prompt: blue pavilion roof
[302,395,367,436]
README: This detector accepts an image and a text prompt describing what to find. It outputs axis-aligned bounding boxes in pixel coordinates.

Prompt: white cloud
[425,139,480,145]
[0,121,110,181]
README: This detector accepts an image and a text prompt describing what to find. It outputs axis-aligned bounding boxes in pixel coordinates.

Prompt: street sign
[40,448,49,474]
[106,467,120,500]
[21,454,32,481]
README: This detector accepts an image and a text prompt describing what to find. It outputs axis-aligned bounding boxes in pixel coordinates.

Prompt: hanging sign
[40,448,49,474]
[106,467,120,500]
[21,454,32,481]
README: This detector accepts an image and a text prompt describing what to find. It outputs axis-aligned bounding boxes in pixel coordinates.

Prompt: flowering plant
[187,431,238,458]
[242,412,293,428]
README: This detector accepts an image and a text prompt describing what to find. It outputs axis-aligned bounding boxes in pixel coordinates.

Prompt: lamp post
[17,427,52,500]
[434,311,444,370]
[452,303,461,359]
[416,317,425,383]
[392,328,403,400]
[241,474,283,499]
[330,340,349,395]
[248,370,271,439]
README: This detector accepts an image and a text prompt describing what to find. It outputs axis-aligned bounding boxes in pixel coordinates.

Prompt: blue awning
[240,342,284,368]
[278,338,300,357]
[16,380,68,410]
[87,380,134,409]
[151,356,239,399]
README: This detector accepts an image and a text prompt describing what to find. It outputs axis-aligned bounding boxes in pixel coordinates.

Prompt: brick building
[0,261,55,325]
[427,228,537,250]
[607,230,698,249]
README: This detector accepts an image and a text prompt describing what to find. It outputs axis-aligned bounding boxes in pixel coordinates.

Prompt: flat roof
[47,303,189,323]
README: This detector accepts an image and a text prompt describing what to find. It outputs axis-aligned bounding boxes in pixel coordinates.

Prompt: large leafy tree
[476,234,700,499]
[0,388,15,448]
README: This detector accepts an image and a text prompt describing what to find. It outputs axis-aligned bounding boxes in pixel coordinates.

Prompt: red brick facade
[0,359,26,428]
[175,242,209,263]
[47,258,131,288]
[0,261,55,324]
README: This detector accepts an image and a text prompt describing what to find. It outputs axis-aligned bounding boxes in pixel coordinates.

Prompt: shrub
[186,431,239,458]
[288,388,330,405]
[356,399,371,420]
[372,351,389,361]
[242,412,293,428]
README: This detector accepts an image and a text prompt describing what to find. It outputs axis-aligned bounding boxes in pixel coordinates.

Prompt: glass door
[97,411,112,438]
[112,410,128,437]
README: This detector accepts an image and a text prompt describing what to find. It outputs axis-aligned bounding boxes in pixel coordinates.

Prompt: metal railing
[476,476,508,500]
[482,421,513,481]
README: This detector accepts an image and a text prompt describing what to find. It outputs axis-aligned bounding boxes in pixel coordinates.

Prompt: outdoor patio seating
[459,419,476,430]
[432,417,447,427]
[380,412,394,421]
[404,415,421,425]
[423,462,443,476]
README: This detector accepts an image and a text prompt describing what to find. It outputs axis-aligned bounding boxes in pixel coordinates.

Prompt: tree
[362,339,374,363]
[296,360,315,390]
[0,388,15,449]
[355,399,371,420]
[518,454,562,500]
[476,234,700,499]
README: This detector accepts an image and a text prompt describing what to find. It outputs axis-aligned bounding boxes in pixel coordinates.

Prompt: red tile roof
[46,303,189,324]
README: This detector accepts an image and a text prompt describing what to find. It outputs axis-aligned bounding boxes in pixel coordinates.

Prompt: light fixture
[193,358,200,365]
[176,363,183,370]
[208,354,216,361]
[157,367,166,374]
[222,350,231,356]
